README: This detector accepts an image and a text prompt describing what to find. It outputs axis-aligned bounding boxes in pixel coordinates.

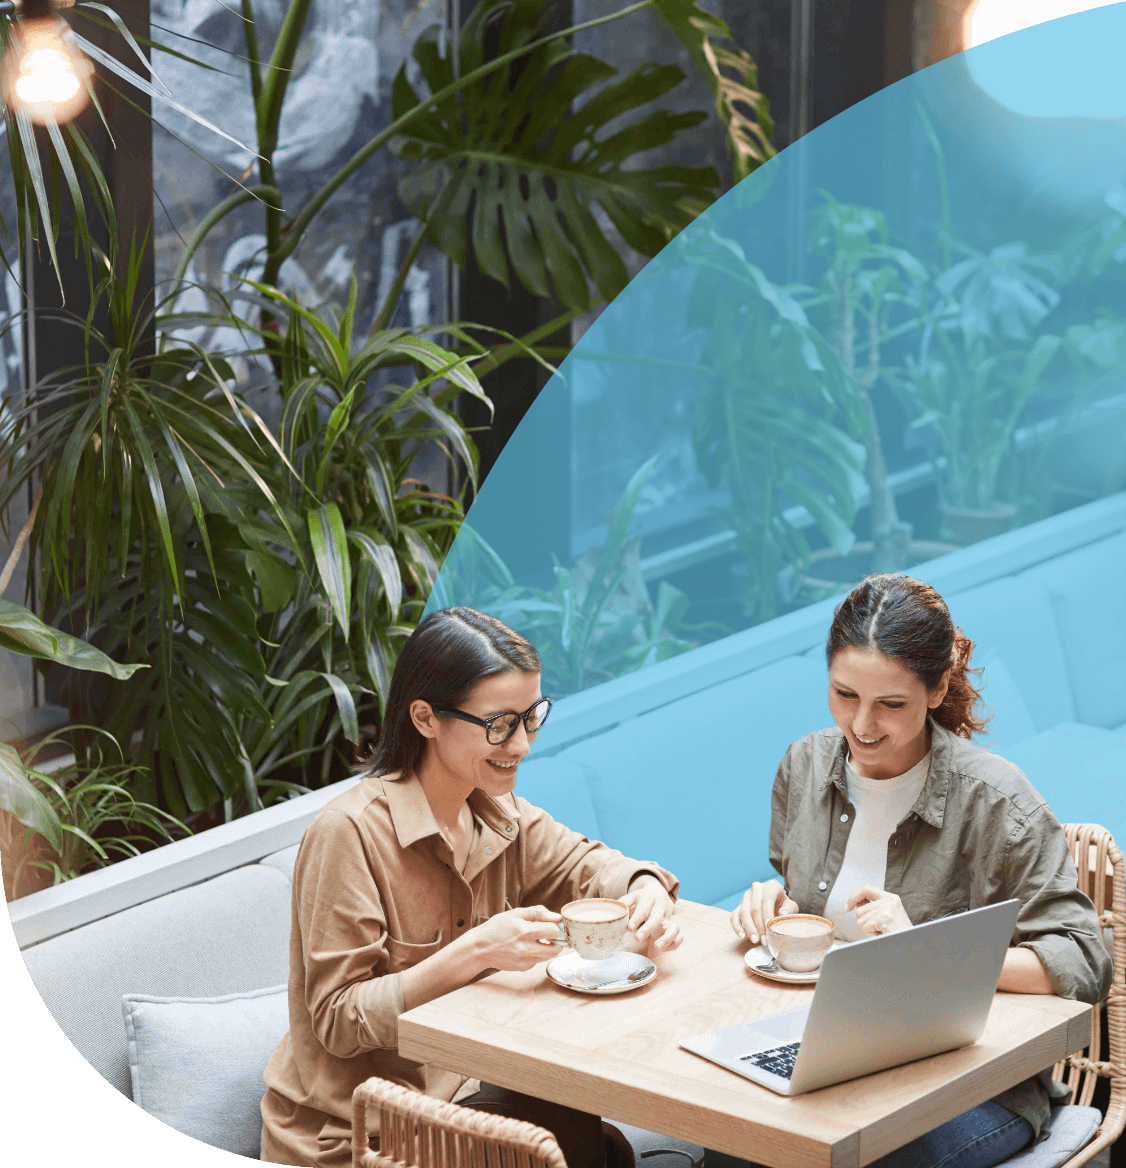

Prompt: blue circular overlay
[427,6,1126,902]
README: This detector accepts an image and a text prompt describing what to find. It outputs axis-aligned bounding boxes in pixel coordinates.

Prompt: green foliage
[649,0,775,183]
[1,728,189,897]
[1,0,780,851]
[390,0,719,311]
[432,462,699,696]
[0,598,144,680]
[679,227,867,622]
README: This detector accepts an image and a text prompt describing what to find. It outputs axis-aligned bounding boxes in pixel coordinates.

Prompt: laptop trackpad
[701,1007,808,1063]
[746,1006,808,1045]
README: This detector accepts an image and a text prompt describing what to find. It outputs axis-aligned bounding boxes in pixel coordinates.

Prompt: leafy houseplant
[677,227,867,624]
[1,728,188,899]
[430,460,699,697]
[804,194,929,574]
[1,253,492,821]
[0,598,157,900]
[168,0,775,359]
[1,0,778,853]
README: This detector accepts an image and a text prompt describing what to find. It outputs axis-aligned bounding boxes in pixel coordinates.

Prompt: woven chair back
[353,1076,569,1168]
[1045,822,1125,1168]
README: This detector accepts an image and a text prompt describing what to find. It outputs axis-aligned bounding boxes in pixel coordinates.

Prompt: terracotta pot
[797,540,961,594]
[1,808,58,901]
[938,503,1017,546]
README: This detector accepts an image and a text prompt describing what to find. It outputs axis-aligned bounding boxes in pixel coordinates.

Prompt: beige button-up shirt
[260,769,679,1166]
[769,719,1113,1140]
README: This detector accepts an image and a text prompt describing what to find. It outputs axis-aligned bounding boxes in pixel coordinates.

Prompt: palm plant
[1,0,778,837]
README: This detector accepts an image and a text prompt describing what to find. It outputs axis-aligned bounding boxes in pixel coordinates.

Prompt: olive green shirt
[259,769,679,1167]
[769,719,1112,1140]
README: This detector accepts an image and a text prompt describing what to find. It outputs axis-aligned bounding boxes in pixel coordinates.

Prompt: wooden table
[398,901,1092,1168]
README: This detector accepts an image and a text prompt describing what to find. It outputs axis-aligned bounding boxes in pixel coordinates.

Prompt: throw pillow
[121,984,289,1158]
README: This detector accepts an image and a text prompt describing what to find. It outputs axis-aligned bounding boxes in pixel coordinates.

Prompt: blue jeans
[706,1102,1034,1168]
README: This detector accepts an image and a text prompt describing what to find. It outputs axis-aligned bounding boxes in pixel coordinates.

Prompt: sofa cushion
[513,757,602,842]
[258,843,299,883]
[19,863,293,1098]
[976,654,1039,756]
[1002,722,1126,847]
[945,577,1075,732]
[1020,531,1126,729]
[122,984,289,1158]
[560,655,826,906]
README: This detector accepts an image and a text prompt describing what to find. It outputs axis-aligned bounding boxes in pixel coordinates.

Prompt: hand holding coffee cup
[766,913,835,973]
[553,898,629,960]
[730,878,800,946]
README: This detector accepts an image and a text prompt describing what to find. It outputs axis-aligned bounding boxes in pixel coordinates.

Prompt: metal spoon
[751,954,782,975]
[582,965,654,989]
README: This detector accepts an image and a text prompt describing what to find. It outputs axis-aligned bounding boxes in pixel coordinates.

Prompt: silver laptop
[680,899,1020,1095]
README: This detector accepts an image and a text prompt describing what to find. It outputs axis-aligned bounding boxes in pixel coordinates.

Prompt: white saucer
[744,941,844,985]
[546,949,657,994]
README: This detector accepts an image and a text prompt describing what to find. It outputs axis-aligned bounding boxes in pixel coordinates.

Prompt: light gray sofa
[10,491,1125,1159]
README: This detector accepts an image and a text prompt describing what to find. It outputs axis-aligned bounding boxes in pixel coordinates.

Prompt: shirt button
[504,825,513,833]
[840,814,849,822]
[485,847,493,855]
[818,881,828,891]
[457,919,464,928]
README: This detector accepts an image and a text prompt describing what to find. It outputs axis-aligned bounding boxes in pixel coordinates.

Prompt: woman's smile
[828,646,947,779]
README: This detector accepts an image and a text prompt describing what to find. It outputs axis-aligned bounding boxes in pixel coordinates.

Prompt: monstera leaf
[391,0,720,310]
[650,0,776,184]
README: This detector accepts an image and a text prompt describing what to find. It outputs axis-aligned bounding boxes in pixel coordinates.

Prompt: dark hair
[368,607,541,777]
[825,574,988,738]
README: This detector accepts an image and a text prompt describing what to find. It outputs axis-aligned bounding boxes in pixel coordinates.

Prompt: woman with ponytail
[716,575,1111,1168]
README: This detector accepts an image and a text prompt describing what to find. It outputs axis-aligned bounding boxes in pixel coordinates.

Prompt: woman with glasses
[260,606,681,1168]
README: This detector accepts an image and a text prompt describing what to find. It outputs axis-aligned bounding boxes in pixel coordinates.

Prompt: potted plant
[802,193,948,575]
[2,0,777,849]
[0,598,157,900]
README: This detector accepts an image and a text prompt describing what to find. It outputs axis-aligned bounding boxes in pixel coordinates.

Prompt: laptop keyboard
[740,1041,801,1079]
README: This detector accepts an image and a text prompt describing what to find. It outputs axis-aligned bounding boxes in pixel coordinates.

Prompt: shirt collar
[381,769,521,850]
[819,717,952,829]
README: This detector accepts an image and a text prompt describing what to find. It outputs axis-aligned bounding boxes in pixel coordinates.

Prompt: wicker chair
[353,1075,568,1168]
[1004,822,1125,1167]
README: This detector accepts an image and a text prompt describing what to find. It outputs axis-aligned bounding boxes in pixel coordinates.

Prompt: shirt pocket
[384,931,443,974]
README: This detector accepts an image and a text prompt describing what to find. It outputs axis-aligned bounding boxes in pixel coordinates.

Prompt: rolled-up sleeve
[294,810,404,1055]
[514,797,679,909]
[1006,804,1113,1004]
[769,745,795,880]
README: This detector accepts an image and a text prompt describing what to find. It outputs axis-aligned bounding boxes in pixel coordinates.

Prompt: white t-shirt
[822,752,930,942]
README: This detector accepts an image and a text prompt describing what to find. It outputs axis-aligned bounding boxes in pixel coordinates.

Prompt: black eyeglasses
[434,697,553,745]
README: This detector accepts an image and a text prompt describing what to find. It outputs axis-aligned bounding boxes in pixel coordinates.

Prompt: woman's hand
[731,879,800,945]
[846,885,913,936]
[468,906,564,972]
[622,874,682,953]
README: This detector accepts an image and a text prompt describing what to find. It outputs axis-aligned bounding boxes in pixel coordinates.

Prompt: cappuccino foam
[567,907,623,923]
[770,918,833,938]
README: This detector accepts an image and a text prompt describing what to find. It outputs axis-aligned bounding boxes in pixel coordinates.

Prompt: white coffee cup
[765,913,835,973]
[553,898,629,960]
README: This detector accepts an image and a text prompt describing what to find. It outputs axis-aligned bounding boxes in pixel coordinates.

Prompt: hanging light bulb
[1,0,92,125]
